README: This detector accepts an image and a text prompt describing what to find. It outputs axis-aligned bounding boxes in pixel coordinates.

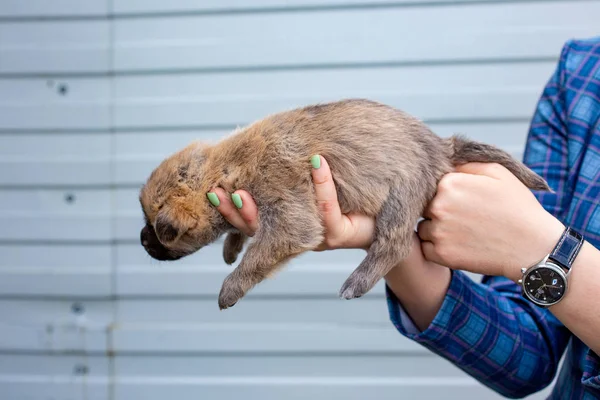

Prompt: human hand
[209,156,376,251]
[417,162,565,281]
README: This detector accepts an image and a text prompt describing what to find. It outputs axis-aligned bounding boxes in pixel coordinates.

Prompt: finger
[342,213,375,250]
[416,219,435,242]
[422,196,440,218]
[310,155,345,236]
[209,188,253,236]
[232,190,259,235]
[420,241,444,265]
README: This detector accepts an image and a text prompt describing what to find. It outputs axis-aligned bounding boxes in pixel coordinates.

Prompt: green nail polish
[207,192,220,207]
[231,193,243,209]
[310,155,321,169]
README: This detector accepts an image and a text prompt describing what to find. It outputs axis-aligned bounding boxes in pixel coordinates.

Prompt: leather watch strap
[548,227,584,271]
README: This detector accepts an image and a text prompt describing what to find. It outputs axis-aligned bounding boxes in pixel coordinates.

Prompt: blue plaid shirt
[387,38,600,399]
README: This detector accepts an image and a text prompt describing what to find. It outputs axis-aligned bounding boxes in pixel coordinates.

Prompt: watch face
[524,266,566,305]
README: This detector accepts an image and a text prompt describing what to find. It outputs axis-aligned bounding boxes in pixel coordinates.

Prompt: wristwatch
[518,227,584,307]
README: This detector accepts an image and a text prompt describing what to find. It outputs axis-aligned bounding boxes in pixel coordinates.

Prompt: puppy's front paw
[218,274,245,310]
[223,248,240,265]
[223,232,246,265]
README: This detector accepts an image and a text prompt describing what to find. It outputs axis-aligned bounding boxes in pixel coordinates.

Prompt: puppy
[139,99,549,309]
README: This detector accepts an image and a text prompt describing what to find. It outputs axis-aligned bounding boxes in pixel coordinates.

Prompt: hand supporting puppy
[416,162,565,281]
[209,155,376,252]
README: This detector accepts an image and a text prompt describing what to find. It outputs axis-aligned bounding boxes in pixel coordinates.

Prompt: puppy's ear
[154,203,194,245]
[155,212,179,243]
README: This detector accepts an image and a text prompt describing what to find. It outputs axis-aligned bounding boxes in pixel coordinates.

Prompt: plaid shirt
[387,37,600,399]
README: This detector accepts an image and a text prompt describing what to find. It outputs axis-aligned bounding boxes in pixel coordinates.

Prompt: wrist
[504,212,565,282]
[385,248,451,332]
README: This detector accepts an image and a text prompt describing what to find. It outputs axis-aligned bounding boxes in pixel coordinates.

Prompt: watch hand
[535,285,546,295]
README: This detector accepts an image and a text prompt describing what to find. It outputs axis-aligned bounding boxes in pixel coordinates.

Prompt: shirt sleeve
[582,350,600,390]
[386,41,578,398]
[387,272,571,398]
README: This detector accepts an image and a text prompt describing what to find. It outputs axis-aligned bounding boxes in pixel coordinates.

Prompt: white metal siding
[0,1,597,399]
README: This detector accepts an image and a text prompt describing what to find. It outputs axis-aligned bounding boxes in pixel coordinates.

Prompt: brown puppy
[139,99,549,309]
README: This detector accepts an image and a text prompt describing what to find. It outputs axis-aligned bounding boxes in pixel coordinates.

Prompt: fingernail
[207,192,220,207]
[310,154,321,169]
[231,193,243,209]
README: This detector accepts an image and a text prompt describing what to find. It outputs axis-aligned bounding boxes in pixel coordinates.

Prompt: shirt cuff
[583,348,600,389]
[385,269,469,344]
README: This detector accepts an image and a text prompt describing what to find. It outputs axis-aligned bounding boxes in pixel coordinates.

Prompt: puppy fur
[139,99,549,309]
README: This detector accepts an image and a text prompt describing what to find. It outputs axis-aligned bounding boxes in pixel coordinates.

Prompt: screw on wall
[64,193,76,204]
[71,302,85,315]
[73,364,89,375]
[58,83,68,95]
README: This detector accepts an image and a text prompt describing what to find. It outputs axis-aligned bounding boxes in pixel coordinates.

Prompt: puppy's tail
[446,134,550,192]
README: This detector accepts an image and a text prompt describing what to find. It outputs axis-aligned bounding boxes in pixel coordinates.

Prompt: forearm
[384,235,451,331]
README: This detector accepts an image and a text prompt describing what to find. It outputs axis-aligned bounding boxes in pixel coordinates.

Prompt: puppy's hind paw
[218,292,239,310]
[339,274,370,300]
[218,275,245,310]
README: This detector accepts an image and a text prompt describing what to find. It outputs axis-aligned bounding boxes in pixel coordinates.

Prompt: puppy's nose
[141,226,149,247]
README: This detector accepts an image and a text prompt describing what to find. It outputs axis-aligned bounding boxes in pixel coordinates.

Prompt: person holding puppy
[209,38,600,399]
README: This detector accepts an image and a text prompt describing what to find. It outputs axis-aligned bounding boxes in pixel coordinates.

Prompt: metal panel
[0,79,110,130]
[0,1,108,18]
[113,2,598,71]
[117,298,391,324]
[112,380,513,400]
[112,323,421,353]
[113,355,535,400]
[113,0,502,14]
[0,245,112,297]
[0,300,110,352]
[115,355,466,377]
[0,133,111,186]
[112,295,424,352]
[0,189,111,241]
[0,21,110,74]
[115,188,145,241]
[0,355,109,400]
[113,63,555,129]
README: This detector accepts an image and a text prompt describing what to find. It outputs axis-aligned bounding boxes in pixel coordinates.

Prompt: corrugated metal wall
[0,1,597,399]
